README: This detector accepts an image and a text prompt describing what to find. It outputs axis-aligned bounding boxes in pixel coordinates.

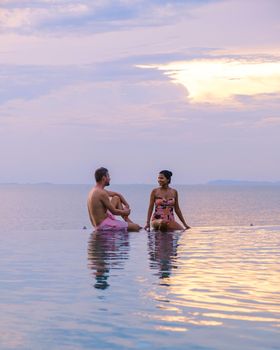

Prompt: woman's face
[157,174,169,187]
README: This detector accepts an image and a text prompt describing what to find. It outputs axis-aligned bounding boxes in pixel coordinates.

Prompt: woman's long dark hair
[159,170,173,184]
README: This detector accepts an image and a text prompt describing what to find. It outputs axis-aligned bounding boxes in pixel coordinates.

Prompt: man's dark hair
[95,167,108,182]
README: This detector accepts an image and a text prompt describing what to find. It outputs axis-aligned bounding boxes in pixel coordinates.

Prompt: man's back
[87,187,108,227]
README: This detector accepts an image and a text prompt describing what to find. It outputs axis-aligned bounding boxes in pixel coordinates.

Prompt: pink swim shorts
[96,212,128,232]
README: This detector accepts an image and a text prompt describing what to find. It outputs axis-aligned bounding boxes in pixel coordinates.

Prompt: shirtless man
[87,167,141,232]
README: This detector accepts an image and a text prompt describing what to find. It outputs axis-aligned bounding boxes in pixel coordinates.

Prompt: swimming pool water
[1,226,279,349]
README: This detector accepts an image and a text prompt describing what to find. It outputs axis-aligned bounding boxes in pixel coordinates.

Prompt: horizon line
[1,180,280,186]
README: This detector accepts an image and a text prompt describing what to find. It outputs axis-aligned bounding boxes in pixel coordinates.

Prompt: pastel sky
[0,0,279,184]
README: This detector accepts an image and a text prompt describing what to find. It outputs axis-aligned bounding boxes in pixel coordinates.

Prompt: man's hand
[123,208,131,216]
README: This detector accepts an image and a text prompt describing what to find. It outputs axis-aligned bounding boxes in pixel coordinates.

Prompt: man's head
[94,167,110,186]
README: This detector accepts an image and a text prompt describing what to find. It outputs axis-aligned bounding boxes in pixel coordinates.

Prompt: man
[87,167,141,232]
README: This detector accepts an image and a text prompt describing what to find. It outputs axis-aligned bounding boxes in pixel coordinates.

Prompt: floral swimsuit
[152,197,175,222]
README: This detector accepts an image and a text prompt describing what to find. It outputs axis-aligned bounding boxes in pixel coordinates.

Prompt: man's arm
[101,191,130,216]
[105,190,130,208]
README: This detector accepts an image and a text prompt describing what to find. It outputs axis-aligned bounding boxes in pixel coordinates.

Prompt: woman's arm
[144,189,156,231]
[174,190,191,229]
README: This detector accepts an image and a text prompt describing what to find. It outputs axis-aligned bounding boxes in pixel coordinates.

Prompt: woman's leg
[167,221,184,231]
[151,219,168,232]
[151,219,161,231]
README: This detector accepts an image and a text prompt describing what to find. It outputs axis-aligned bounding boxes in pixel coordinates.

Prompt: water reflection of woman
[148,231,180,280]
[87,231,130,290]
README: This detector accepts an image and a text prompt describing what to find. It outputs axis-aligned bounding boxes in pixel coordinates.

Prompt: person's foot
[127,223,142,232]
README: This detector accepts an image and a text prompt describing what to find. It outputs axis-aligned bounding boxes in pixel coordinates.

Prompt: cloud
[1,0,279,68]
[0,57,168,105]
[255,116,280,127]
[1,0,280,183]
[0,0,219,34]
[0,76,188,136]
[1,51,279,134]
[0,64,80,104]
[0,2,89,32]
[138,55,280,106]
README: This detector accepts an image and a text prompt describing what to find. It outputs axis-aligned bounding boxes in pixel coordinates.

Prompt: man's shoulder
[92,187,108,197]
[88,187,104,198]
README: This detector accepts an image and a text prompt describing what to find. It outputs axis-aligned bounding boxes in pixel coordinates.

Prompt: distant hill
[207,180,280,186]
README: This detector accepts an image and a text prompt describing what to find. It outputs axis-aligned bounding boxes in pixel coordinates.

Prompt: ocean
[1,184,280,230]
[0,184,279,349]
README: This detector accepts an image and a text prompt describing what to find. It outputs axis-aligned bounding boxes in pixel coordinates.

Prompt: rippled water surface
[1,226,279,349]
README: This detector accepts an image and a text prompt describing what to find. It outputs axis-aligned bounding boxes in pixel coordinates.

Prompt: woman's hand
[144,223,150,231]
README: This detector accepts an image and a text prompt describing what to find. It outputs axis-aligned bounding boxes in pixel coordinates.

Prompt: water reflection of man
[87,231,130,290]
[148,231,180,282]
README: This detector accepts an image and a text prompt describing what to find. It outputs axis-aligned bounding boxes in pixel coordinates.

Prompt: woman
[144,170,191,232]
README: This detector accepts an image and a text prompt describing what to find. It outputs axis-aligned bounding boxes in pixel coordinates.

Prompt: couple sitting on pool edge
[87,167,191,232]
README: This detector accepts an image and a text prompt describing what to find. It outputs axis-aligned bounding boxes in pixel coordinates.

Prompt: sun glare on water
[138,58,280,105]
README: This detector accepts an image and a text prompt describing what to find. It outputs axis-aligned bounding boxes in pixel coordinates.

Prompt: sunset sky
[0,0,279,184]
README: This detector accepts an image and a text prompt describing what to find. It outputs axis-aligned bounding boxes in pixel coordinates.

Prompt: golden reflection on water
[155,325,188,332]
[147,226,280,329]
[202,313,280,323]
[152,314,222,326]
